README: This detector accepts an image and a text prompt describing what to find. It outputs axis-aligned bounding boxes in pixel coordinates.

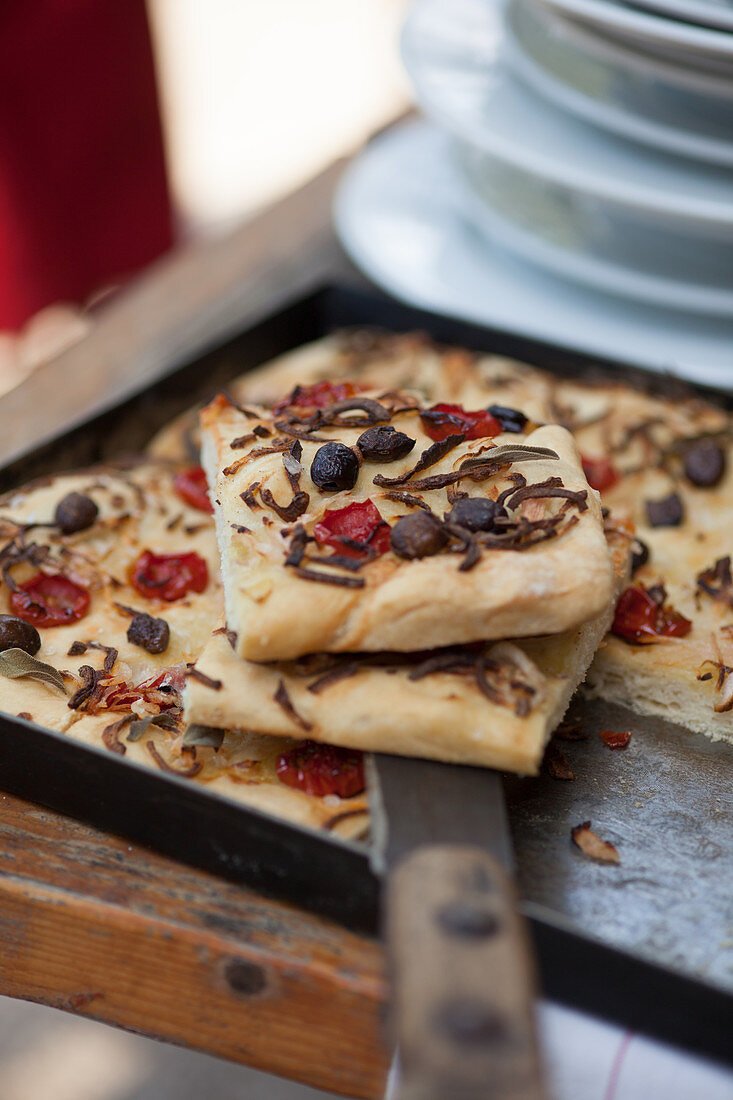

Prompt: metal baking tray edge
[0,283,731,1065]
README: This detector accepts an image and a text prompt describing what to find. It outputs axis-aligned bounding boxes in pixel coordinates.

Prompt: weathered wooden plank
[0,793,389,1099]
[0,159,347,470]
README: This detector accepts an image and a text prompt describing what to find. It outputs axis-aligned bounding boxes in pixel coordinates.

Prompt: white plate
[628,0,733,33]
[334,119,733,390]
[505,0,733,167]
[457,143,733,315]
[401,0,733,226]
[538,0,733,61]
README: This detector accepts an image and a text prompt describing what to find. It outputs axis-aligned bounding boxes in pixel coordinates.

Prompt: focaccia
[201,390,614,661]
[0,463,368,838]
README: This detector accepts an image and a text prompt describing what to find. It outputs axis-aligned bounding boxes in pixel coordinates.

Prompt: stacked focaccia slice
[0,462,368,837]
[185,382,627,773]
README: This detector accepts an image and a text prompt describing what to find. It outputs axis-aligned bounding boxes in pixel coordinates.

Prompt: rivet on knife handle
[387,844,545,1100]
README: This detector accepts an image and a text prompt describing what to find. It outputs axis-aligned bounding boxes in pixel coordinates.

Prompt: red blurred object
[611,584,692,644]
[174,467,213,514]
[273,380,365,416]
[10,572,90,627]
[130,550,209,602]
[276,741,366,799]
[420,403,502,442]
[0,0,173,329]
[581,454,620,492]
[313,499,391,559]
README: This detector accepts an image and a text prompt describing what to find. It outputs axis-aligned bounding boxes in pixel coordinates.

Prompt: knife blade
[369,753,545,1100]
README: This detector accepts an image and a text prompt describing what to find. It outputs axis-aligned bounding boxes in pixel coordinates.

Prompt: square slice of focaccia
[183,528,628,773]
[200,390,614,662]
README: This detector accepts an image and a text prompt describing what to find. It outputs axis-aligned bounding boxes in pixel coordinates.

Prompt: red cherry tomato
[611,585,691,644]
[276,740,365,798]
[581,455,619,493]
[420,403,502,442]
[10,573,90,627]
[174,466,213,513]
[273,380,364,416]
[130,550,208,602]
[313,499,391,559]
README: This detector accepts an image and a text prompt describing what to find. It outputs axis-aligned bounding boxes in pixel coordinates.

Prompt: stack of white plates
[334,0,733,385]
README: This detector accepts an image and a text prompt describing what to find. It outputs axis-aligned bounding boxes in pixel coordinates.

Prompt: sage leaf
[127,711,178,743]
[460,445,559,471]
[182,723,224,750]
[0,649,68,695]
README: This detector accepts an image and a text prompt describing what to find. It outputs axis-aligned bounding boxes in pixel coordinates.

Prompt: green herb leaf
[460,445,559,471]
[127,712,178,743]
[0,649,68,695]
[182,724,225,750]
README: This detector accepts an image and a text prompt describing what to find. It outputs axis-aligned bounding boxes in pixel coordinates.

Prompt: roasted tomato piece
[130,550,208,602]
[313,499,391,559]
[273,380,364,416]
[420,403,502,442]
[101,667,186,712]
[276,740,365,798]
[611,584,691,644]
[174,466,213,514]
[10,573,90,627]
[581,455,619,493]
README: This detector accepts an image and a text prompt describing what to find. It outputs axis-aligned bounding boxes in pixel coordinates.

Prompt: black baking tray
[1,283,731,1065]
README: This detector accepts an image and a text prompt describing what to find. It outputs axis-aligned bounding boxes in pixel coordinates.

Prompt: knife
[369,753,545,1100]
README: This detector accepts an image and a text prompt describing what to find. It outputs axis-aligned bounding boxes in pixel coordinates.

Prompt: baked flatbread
[201,390,614,661]
[183,525,627,774]
[0,463,368,838]
[151,324,731,740]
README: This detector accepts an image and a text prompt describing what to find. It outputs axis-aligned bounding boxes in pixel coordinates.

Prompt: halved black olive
[684,441,726,488]
[0,614,41,656]
[646,492,683,528]
[310,442,360,492]
[630,537,649,574]
[127,612,170,655]
[487,405,528,434]
[447,497,505,532]
[356,425,415,464]
[390,512,448,559]
[54,492,99,534]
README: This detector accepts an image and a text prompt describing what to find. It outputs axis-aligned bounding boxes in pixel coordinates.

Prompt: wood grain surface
[0,791,389,1099]
[387,846,543,1100]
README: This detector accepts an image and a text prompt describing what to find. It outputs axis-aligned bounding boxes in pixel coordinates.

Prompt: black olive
[0,614,41,656]
[54,492,99,534]
[447,497,506,532]
[645,492,683,528]
[487,405,528,433]
[356,425,415,463]
[310,442,360,492]
[127,612,170,655]
[630,537,649,574]
[390,512,448,559]
[684,440,726,488]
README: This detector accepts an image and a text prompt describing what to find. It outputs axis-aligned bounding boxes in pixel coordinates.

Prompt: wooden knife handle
[386,844,545,1100]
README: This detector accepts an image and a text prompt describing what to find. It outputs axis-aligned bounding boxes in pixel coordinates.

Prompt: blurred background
[0,0,409,399]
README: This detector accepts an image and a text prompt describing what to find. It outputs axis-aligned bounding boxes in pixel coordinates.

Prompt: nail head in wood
[437,900,499,939]
[434,997,509,1046]
[224,959,268,997]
